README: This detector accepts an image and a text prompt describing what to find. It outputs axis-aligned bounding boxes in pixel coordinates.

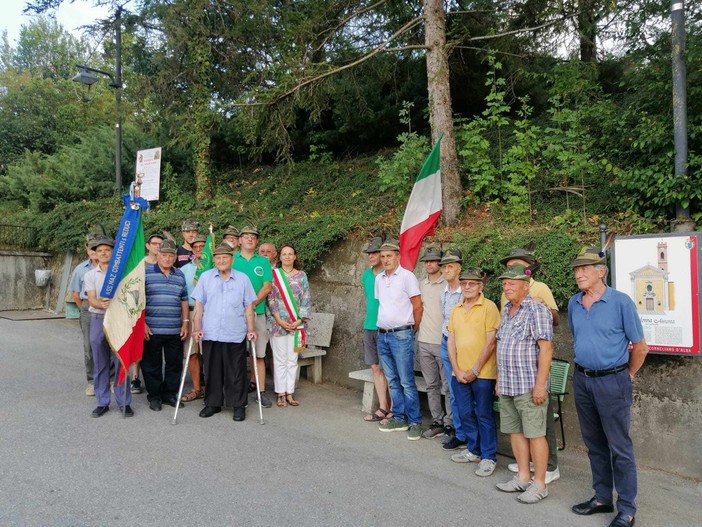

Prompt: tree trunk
[423,0,461,226]
[578,0,597,62]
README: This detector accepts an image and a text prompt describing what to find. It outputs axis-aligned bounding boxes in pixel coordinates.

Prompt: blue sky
[2,0,110,45]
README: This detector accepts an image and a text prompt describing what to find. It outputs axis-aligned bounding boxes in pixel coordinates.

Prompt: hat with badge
[499,247,539,270]
[440,248,463,265]
[419,246,443,262]
[192,235,207,245]
[181,219,199,232]
[213,243,235,256]
[570,246,606,268]
[89,236,115,250]
[498,263,531,282]
[363,237,384,254]
[459,266,485,281]
[378,238,400,252]
[159,239,177,254]
[239,225,260,237]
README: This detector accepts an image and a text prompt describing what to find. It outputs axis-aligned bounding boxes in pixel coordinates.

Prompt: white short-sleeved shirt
[83,266,108,314]
[374,265,421,330]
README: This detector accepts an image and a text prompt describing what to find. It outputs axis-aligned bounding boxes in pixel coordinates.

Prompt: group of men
[70,220,281,423]
[361,239,647,527]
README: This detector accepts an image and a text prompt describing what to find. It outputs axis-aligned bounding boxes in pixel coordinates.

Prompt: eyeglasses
[461,281,482,288]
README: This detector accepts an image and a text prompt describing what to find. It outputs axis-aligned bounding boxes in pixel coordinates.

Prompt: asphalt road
[0,318,699,527]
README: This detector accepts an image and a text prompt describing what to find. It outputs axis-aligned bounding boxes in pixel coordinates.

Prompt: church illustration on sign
[628,242,676,314]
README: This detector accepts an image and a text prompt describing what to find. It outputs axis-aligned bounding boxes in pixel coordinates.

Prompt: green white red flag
[399,135,443,271]
[102,195,147,385]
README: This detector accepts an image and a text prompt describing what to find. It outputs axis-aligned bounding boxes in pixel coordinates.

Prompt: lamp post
[72,7,123,195]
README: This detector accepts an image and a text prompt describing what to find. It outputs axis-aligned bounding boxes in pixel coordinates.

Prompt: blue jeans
[377,329,421,425]
[441,335,465,440]
[574,368,637,517]
[451,377,497,461]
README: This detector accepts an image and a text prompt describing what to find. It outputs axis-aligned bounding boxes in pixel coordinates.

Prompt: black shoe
[91,406,109,418]
[248,382,257,393]
[572,497,615,516]
[149,399,162,412]
[163,398,184,409]
[120,405,134,417]
[442,425,456,445]
[442,436,467,450]
[199,406,221,418]
[233,406,246,421]
[608,513,635,527]
[130,379,144,394]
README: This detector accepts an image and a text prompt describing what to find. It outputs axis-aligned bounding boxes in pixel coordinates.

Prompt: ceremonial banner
[399,135,443,271]
[135,147,162,201]
[102,195,149,384]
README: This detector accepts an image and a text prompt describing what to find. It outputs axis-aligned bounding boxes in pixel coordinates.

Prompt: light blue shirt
[568,286,644,370]
[181,262,197,307]
[441,283,462,337]
[191,268,256,343]
[69,259,94,300]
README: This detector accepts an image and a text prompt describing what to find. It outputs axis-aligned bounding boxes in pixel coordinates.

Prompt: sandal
[277,395,287,408]
[286,393,300,407]
[181,389,203,402]
[364,408,390,422]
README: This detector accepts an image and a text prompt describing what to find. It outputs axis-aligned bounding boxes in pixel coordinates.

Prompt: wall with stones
[0,251,52,310]
[309,238,702,479]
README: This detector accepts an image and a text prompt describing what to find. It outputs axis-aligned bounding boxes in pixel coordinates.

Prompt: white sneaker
[475,459,496,477]
[85,383,95,396]
[508,462,535,473]
[451,449,480,463]
[545,467,560,484]
[516,481,548,504]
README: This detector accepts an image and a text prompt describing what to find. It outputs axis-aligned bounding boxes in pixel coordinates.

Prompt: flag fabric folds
[195,227,215,284]
[102,195,148,385]
[399,135,443,271]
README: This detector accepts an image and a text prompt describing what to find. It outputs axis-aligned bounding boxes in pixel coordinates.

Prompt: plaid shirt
[496,295,553,396]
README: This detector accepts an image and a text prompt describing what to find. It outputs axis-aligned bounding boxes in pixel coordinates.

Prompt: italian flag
[103,204,147,385]
[399,135,443,271]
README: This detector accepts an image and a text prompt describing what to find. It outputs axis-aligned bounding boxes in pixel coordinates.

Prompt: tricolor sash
[272,268,306,352]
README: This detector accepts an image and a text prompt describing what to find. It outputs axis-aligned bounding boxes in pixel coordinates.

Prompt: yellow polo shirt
[448,294,500,379]
[500,279,558,311]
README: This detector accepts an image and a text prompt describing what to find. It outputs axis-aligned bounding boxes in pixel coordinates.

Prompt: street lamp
[72,7,123,195]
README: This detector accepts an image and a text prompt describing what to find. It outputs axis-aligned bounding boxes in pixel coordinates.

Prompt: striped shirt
[496,295,553,396]
[145,263,188,335]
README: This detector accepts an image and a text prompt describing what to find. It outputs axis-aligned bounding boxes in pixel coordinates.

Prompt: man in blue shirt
[143,239,189,412]
[192,243,257,422]
[568,246,648,527]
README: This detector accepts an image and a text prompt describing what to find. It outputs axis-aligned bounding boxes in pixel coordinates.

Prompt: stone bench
[296,312,335,386]
[348,368,427,414]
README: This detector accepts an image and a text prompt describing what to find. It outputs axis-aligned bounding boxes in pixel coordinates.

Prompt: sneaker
[496,476,530,493]
[507,463,560,484]
[475,459,496,477]
[508,462,534,473]
[256,391,273,408]
[451,449,480,463]
[442,436,467,450]
[130,379,144,394]
[422,421,445,439]
[379,418,410,432]
[545,467,560,484]
[248,382,257,393]
[442,425,455,445]
[407,424,422,441]
[516,482,548,504]
[85,383,95,396]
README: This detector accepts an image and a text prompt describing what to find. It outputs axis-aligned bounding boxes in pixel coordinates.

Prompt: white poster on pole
[135,147,162,201]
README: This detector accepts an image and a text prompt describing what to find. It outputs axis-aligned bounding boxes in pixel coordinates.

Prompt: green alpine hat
[440,248,463,265]
[498,263,531,282]
[89,236,115,250]
[459,266,485,281]
[213,243,235,256]
[379,239,400,252]
[570,246,606,268]
[159,239,177,254]
[181,219,199,232]
[363,237,384,254]
[419,247,443,262]
[239,226,259,237]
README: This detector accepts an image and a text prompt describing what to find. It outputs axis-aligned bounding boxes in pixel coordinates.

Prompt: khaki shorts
[252,313,269,358]
[184,310,201,356]
[499,391,548,439]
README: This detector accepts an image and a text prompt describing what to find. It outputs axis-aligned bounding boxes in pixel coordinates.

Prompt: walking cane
[172,338,193,425]
[250,339,265,425]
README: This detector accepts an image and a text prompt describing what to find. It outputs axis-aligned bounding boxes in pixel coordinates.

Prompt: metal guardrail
[0,224,38,250]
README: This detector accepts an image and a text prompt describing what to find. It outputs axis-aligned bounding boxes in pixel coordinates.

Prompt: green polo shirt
[363,267,380,330]
[233,252,272,315]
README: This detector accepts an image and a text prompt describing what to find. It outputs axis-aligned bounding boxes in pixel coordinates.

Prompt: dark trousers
[574,368,637,517]
[202,340,247,409]
[142,334,183,402]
